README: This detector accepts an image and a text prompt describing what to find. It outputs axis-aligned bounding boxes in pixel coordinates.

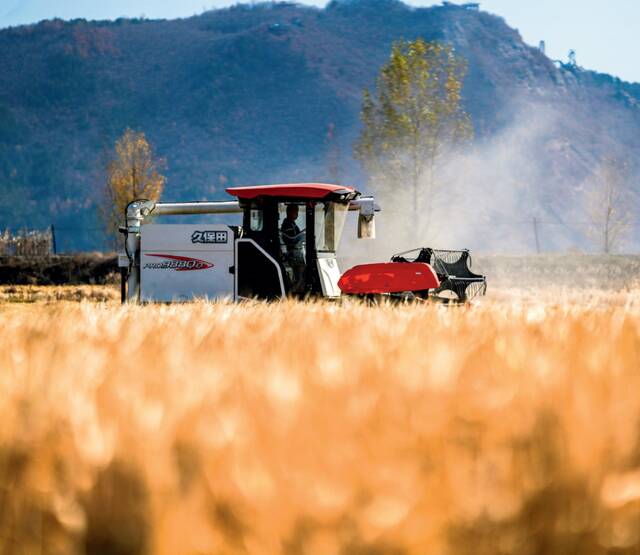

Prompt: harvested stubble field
[0,285,119,304]
[1,290,640,555]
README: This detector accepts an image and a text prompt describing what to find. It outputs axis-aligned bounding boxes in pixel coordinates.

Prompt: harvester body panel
[235,238,286,300]
[317,254,342,298]
[140,224,234,302]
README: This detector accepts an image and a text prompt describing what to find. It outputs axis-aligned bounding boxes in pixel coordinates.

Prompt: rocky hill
[0,0,639,251]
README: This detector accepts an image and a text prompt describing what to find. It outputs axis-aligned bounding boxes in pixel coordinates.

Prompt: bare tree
[585,156,633,254]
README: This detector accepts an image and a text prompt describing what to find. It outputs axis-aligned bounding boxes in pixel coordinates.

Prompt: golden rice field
[1,287,640,555]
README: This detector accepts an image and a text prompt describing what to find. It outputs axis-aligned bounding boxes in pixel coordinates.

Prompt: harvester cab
[227,183,368,300]
[118,183,486,303]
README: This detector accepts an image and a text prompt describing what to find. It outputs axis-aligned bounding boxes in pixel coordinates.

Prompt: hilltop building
[442,2,480,10]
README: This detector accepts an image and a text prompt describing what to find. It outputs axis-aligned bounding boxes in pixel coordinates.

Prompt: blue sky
[2,0,638,83]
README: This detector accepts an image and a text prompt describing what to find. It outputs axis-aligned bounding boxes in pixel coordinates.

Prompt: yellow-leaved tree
[354,39,472,241]
[102,128,166,242]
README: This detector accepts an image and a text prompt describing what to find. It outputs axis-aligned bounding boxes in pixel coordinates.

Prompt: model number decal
[143,254,214,271]
[191,230,228,244]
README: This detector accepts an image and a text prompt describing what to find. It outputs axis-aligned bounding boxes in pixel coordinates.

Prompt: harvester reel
[391,248,487,304]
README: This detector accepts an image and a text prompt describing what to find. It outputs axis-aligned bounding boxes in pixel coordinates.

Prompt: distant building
[538,40,546,55]
[442,2,480,10]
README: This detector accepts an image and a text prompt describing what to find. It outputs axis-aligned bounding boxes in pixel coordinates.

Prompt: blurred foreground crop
[1,295,640,554]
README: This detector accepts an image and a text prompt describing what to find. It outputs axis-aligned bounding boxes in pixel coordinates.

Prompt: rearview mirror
[358,214,376,239]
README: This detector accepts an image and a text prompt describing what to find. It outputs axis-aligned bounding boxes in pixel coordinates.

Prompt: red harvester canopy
[226,183,356,200]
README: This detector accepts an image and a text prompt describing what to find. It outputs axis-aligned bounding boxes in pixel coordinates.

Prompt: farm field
[1,288,640,554]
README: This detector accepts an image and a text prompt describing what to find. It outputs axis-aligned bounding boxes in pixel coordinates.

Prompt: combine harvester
[119,183,486,303]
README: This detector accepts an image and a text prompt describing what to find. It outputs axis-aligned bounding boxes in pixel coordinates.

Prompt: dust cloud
[339,99,639,268]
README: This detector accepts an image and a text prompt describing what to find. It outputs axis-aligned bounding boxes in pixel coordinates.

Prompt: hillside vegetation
[1,0,639,249]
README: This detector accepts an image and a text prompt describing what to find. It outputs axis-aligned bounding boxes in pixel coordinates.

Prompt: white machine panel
[317,255,341,298]
[140,224,234,302]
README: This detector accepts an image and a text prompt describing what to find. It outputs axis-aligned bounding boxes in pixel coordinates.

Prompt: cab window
[278,203,306,255]
[315,202,348,253]
[249,206,263,231]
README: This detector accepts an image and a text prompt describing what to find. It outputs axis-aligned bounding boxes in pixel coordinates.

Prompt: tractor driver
[281,204,304,251]
[281,204,305,291]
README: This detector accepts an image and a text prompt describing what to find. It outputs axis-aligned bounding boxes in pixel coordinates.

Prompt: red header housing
[226,183,356,200]
[338,262,440,295]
